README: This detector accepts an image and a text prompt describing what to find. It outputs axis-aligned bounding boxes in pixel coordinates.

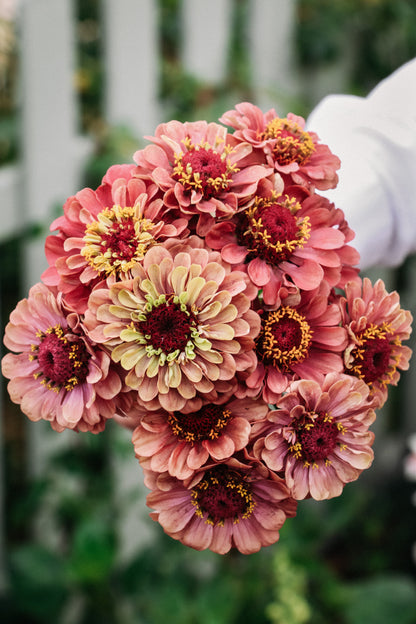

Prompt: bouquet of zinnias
[2,103,413,554]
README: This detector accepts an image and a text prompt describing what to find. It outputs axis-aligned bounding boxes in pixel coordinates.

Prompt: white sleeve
[306,58,416,269]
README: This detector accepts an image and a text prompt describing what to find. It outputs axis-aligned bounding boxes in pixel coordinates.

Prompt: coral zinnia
[245,280,347,403]
[84,238,260,412]
[42,164,188,313]
[255,373,376,500]
[220,102,340,190]
[133,119,272,235]
[205,188,353,307]
[145,458,297,554]
[1,283,122,433]
[132,396,268,480]
[342,277,413,408]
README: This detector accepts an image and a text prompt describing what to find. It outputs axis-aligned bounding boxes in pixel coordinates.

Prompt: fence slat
[103,0,160,137]
[248,0,298,111]
[181,0,232,85]
[19,0,86,293]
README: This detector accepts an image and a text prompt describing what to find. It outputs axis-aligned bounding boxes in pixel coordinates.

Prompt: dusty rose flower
[42,164,188,313]
[255,373,376,500]
[220,102,340,190]
[245,280,347,403]
[132,396,268,480]
[1,283,122,433]
[206,188,352,307]
[145,458,297,554]
[133,119,272,235]
[84,238,260,412]
[342,277,413,408]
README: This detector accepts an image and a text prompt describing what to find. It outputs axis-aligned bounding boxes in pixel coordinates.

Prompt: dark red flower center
[191,466,255,525]
[168,404,232,443]
[359,336,392,383]
[140,301,196,353]
[290,413,343,465]
[257,307,313,370]
[101,220,137,262]
[173,145,231,199]
[32,325,90,391]
[237,195,310,264]
[349,324,394,386]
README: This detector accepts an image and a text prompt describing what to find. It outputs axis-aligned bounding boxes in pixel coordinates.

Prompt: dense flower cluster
[2,103,413,554]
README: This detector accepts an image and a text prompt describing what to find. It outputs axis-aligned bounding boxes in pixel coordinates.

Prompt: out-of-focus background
[1,1,416,622]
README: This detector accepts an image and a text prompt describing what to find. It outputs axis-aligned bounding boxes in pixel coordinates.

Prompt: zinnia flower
[1,283,122,433]
[133,119,272,235]
[84,238,260,412]
[254,373,376,500]
[245,280,347,403]
[132,396,268,480]
[145,458,297,554]
[342,277,413,407]
[42,164,188,313]
[205,188,352,307]
[220,102,340,190]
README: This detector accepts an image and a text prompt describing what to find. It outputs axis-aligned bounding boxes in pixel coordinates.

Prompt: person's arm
[306,58,416,269]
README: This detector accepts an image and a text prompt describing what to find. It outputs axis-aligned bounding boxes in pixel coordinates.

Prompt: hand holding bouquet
[2,103,412,554]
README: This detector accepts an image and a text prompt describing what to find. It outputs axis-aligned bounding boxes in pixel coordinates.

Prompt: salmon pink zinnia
[206,188,353,308]
[255,373,376,500]
[220,102,340,190]
[132,396,268,480]
[145,459,297,554]
[342,277,413,408]
[1,283,123,433]
[245,281,347,403]
[42,164,188,314]
[133,119,272,235]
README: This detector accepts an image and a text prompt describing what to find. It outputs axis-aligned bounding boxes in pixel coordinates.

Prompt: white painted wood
[181,0,232,85]
[103,0,160,137]
[0,165,20,241]
[248,0,298,112]
[19,0,84,293]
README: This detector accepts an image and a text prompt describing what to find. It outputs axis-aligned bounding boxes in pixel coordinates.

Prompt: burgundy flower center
[140,301,196,353]
[31,325,90,392]
[168,405,232,443]
[290,413,344,465]
[260,117,315,166]
[298,415,340,463]
[191,467,255,525]
[172,143,233,199]
[82,206,156,276]
[237,194,310,264]
[350,324,394,385]
[257,307,313,371]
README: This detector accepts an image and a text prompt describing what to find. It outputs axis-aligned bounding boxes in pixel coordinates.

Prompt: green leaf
[344,575,416,624]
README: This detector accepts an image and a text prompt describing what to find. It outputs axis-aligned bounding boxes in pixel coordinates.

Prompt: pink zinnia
[145,458,297,554]
[220,102,340,190]
[132,396,268,480]
[133,119,272,235]
[254,373,376,500]
[84,238,260,412]
[1,283,122,433]
[342,277,413,408]
[206,188,353,308]
[245,280,347,403]
[42,164,188,313]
